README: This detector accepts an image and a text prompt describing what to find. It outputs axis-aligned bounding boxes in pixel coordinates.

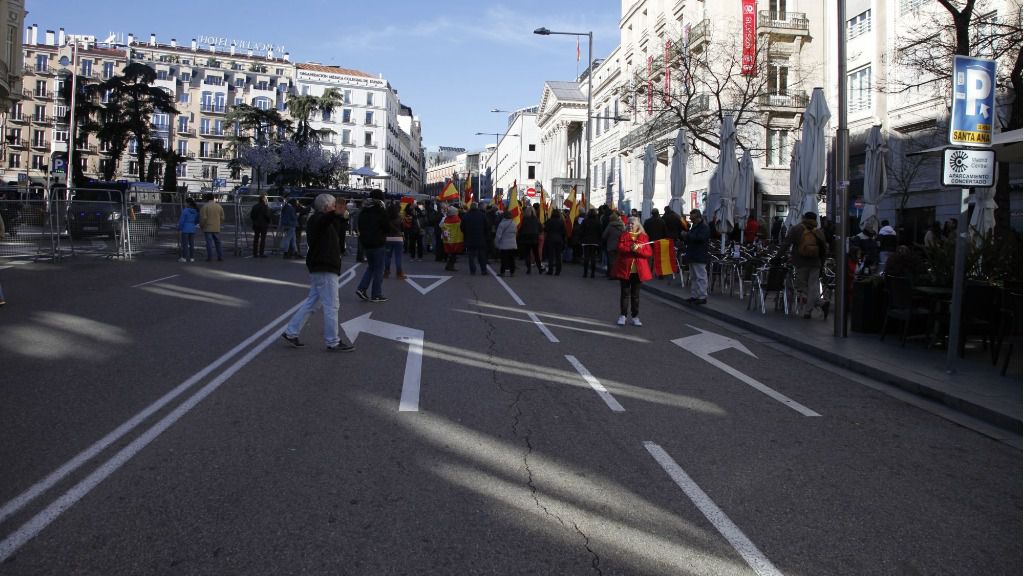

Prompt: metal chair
[880,275,932,347]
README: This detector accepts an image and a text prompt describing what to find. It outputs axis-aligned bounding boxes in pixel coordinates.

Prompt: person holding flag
[441,205,464,272]
[610,216,653,326]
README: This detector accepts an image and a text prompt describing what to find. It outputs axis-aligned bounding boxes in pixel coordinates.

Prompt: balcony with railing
[198,149,227,159]
[199,103,227,114]
[9,114,26,123]
[757,91,809,110]
[687,19,710,48]
[758,11,810,36]
[6,139,27,148]
[620,112,681,150]
[177,127,196,136]
[31,139,49,149]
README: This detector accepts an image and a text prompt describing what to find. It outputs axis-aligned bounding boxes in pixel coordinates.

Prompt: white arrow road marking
[404,274,451,295]
[672,325,821,417]
[644,442,785,576]
[566,355,625,412]
[341,313,424,412]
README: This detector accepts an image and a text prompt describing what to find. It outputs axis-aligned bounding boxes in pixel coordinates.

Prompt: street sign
[941,148,996,188]
[949,55,997,147]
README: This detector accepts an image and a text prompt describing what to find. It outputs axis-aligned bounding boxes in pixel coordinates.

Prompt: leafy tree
[96,62,178,182]
[56,73,102,186]
[225,104,291,190]
[287,88,342,147]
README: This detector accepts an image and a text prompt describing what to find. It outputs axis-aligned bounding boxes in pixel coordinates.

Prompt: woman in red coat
[611,216,653,326]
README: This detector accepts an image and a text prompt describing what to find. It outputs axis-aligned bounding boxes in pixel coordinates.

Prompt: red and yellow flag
[507,180,522,229]
[538,186,548,225]
[442,213,464,253]
[438,180,459,202]
[463,173,474,205]
[566,186,580,239]
[400,196,415,214]
[652,238,679,277]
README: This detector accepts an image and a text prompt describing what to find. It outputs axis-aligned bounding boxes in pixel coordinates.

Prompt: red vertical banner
[647,55,654,114]
[663,39,672,105]
[741,0,757,76]
[691,191,697,210]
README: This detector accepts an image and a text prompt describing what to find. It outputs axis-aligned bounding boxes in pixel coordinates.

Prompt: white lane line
[643,442,784,576]
[0,264,360,528]
[0,320,292,563]
[0,303,299,526]
[565,355,625,412]
[486,265,525,306]
[528,311,560,343]
[131,274,179,288]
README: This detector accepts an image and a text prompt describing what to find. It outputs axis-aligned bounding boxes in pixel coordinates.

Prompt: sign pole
[946,187,971,372]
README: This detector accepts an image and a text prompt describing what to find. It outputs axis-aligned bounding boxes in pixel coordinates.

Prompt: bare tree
[613,19,816,164]
[893,0,1022,235]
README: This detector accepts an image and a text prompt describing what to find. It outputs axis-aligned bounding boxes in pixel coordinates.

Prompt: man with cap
[780,211,829,319]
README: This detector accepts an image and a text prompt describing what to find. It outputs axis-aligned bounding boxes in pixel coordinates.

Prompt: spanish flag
[438,180,459,202]
[538,186,548,225]
[463,172,474,205]
[400,196,415,214]
[566,185,580,239]
[652,238,679,277]
[442,213,463,253]
[507,180,522,229]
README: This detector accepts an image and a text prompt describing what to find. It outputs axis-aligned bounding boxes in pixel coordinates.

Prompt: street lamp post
[476,131,519,201]
[534,27,592,202]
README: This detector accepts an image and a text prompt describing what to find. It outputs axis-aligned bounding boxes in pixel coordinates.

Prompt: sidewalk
[642,275,1022,434]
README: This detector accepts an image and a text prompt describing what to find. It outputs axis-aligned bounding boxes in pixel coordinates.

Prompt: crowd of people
[162,189,955,349]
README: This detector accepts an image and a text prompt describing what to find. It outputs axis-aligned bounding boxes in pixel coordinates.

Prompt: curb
[642,282,1023,434]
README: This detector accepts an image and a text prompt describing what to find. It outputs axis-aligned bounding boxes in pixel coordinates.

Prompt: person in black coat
[460,203,489,275]
[643,208,667,242]
[281,194,352,351]
[579,209,604,278]
[249,194,273,257]
[355,189,391,301]
[543,208,567,276]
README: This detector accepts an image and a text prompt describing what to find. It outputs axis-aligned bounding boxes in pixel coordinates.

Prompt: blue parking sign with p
[949,55,997,147]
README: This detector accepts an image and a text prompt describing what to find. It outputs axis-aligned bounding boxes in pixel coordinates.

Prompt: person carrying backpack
[780,211,829,319]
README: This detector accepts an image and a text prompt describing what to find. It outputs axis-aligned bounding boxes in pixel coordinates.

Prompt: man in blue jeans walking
[355,189,390,302]
[282,194,354,352]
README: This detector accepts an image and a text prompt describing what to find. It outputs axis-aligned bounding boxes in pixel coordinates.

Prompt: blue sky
[29,0,622,151]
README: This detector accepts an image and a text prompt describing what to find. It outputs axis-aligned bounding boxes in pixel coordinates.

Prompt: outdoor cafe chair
[880,275,932,347]
[748,260,792,315]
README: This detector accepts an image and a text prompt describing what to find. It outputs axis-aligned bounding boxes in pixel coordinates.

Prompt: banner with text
[741,0,757,76]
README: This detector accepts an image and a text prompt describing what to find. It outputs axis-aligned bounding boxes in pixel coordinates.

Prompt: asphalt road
[0,249,1020,575]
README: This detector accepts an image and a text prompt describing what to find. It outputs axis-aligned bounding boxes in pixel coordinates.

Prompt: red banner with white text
[741,0,757,76]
